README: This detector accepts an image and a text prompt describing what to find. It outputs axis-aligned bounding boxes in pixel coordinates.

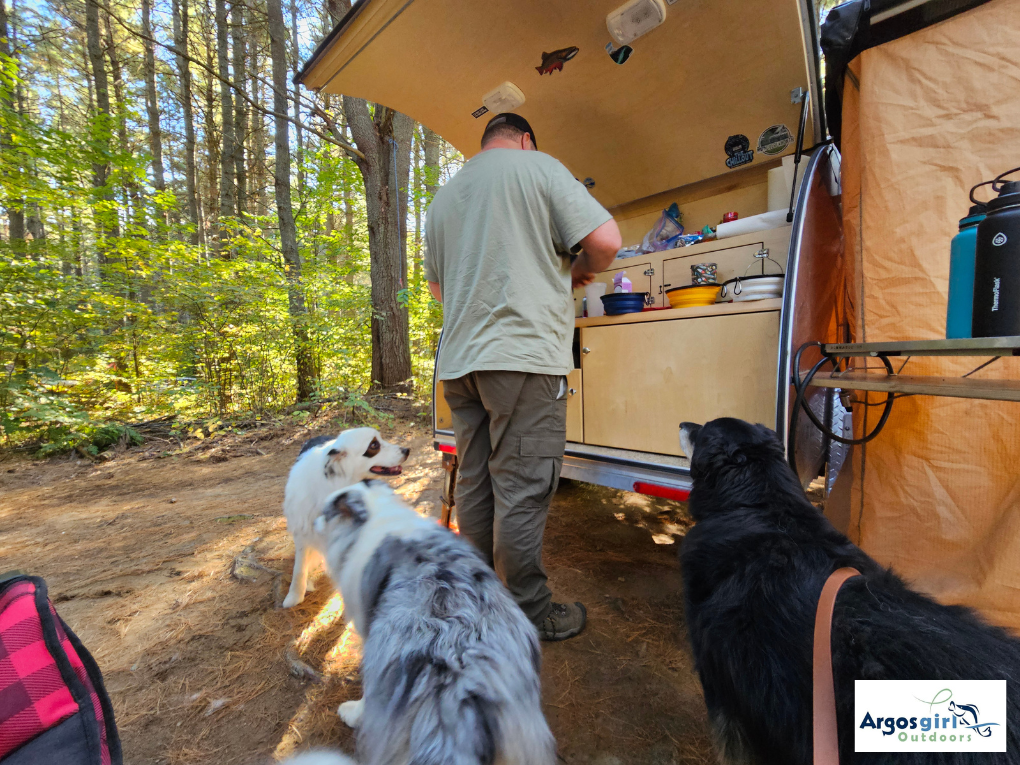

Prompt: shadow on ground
[0,419,713,764]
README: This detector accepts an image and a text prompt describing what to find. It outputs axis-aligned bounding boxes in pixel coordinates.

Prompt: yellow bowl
[666,284,720,309]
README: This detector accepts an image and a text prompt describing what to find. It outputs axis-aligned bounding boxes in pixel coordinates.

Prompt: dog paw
[338,699,364,728]
[281,591,304,609]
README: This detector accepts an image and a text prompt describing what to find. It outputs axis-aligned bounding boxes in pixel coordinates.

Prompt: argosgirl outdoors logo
[855,680,1007,753]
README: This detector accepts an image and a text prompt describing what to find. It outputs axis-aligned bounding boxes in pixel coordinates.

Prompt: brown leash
[813,567,861,765]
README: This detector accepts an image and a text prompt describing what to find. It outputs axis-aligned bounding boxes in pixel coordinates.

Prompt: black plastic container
[972,180,1020,337]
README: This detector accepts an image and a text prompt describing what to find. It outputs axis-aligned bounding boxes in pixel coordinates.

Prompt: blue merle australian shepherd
[678,418,1020,765]
[310,479,556,765]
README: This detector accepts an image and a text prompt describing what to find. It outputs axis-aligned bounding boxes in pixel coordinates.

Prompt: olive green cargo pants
[443,371,566,624]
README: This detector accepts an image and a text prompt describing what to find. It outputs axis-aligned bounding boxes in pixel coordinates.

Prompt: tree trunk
[412,126,420,276]
[141,0,166,195]
[103,16,128,160]
[395,112,412,295]
[268,0,315,402]
[343,96,414,388]
[202,1,219,245]
[249,27,265,217]
[290,0,304,196]
[214,0,234,251]
[105,13,143,236]
[423,126,441,200]
[230,0,247,219]
[85,0,118,259]
[0,0,23,245]
[342,117,354,264]
[419,127,440,282]
[172,0,200,243]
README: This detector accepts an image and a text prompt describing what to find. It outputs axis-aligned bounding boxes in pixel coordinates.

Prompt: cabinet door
[662,242,766,293]
[566,369,583,443]
[581,312,779,456]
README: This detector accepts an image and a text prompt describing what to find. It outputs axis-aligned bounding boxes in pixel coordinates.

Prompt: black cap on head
[483,112,537,149]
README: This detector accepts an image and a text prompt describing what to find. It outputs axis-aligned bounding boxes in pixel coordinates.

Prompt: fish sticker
[536,46,579,75]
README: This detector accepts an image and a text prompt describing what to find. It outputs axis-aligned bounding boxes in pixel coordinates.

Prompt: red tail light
[633,482,690,502]
[437,443,457,454]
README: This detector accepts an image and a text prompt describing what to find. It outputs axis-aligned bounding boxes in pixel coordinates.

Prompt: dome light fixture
[607,0,668,46]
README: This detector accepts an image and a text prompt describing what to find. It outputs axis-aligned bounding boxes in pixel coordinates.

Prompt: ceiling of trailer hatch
[300,0,813,209]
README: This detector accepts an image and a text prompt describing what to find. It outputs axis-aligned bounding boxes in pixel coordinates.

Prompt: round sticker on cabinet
[724,134,754,169]
[757,124,793,156]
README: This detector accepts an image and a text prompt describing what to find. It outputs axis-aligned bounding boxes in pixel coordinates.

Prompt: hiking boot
[537,601,587,642]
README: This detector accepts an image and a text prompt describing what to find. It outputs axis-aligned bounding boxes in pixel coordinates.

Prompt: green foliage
[0,17,459,456]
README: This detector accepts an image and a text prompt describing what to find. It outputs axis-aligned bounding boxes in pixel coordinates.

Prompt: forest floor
[0,403,715,765]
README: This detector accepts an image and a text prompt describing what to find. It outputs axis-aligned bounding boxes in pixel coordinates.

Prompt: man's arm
[571,219,623,288]
[428,280,442,302]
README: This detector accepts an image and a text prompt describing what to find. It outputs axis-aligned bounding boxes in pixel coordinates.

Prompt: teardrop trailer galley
[296,0,842,516]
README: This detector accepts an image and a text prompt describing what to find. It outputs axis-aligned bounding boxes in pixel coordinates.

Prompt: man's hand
[571,255,597,288]
[573,219,622,288]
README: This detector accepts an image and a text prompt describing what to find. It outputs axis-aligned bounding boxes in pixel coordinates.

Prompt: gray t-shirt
[425,149,612,380]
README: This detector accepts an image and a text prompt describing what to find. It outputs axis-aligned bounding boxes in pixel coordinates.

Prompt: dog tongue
[370,465,402,475]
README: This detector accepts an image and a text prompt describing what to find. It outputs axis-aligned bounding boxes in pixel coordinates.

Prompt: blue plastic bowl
[600,292,647,315]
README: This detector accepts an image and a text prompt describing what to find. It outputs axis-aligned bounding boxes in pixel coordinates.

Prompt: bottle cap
[988,180,1020,212]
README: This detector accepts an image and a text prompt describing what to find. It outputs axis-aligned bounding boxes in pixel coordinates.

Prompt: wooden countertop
[575,298,783,328]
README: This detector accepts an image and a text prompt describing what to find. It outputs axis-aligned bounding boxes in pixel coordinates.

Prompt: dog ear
[322,490,368,525]
[324,448,348,479]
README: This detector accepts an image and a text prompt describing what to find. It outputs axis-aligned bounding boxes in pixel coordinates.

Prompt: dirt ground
[0,408,714,765]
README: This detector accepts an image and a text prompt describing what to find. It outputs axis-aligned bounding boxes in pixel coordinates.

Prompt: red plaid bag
[0,572,122,765]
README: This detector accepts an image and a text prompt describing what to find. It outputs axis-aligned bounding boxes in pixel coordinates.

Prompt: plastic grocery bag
[640,203,684,253]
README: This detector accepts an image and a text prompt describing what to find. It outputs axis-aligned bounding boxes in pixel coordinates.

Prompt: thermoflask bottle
[972,180,1020,337]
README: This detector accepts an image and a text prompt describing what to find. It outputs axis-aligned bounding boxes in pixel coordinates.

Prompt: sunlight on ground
[324,626,359,673]
[295,592,346,653]
[274,593,362,761]
[273,694,323,759]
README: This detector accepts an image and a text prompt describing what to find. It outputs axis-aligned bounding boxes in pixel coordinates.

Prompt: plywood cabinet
[566,369,583,443]
[662,242,772,294]
[580,309,780,456]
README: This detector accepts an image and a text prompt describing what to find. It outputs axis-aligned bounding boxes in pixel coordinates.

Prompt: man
[424,113,621,641]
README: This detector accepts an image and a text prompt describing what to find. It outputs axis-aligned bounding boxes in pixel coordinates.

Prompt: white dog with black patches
[281,428,409,609]
[311,480,556,765]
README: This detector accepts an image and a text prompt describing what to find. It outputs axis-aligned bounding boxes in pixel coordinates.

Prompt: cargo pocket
[514,435,565,507]
[520,436,565,459]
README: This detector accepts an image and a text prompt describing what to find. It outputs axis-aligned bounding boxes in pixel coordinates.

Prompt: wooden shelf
[823,337,1020,358]
[575,298,782,328]
[808,372,1020,402]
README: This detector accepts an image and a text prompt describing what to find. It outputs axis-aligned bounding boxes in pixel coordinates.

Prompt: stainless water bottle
[972,179,1020,337]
